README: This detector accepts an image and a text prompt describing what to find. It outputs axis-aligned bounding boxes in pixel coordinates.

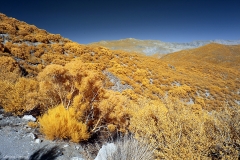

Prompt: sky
[0,0,240,44]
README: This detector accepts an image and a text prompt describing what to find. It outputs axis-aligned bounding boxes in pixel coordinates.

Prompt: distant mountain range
[90,38,240,55]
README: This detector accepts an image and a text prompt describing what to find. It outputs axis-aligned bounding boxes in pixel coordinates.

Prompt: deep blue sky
[0,0,240,44]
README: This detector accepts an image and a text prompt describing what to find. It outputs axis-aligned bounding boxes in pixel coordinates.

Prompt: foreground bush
[129,98,240,159]
[85,134,154,160]
[38,104,90,143]
[37,59,131,140]
[107,135,154,160]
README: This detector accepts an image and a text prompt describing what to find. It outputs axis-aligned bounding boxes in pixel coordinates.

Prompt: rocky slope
[0,108,86,160]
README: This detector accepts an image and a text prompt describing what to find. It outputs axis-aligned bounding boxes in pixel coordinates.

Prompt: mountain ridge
[90,38,240,55]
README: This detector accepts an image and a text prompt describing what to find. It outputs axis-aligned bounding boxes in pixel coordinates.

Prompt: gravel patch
[0,109,86,160]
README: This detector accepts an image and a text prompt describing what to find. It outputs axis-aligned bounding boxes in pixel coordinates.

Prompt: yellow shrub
[0,80,14,109]
[38,104,90,143]
[129,98,240,159]
[97,90,130,133]
[168,84,192,99]
[27,121,39,128]
[0,78,39,115]
[0,56,21,82]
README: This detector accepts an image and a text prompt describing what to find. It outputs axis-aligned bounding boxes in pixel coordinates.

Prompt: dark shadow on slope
[29,145,63,160]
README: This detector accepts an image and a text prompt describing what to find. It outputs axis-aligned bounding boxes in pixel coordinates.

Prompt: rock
[22,115,36,122]
[28,133,36,140]
[94,143,116,160]
[71,157,85,160]
[35,139,41,143]
[63,144,69,148]
[103,70,132,92]
[75,146,80,150]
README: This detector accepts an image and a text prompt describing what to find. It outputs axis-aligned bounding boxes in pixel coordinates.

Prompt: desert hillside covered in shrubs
[0,13,240,159]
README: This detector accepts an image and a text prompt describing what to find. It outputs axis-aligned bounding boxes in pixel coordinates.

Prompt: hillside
[0,13,240,159]
[90,38,240,55]
[162,43,240,70]
[161,43,240,108]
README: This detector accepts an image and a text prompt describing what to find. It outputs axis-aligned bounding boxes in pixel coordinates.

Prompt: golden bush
[27,121,39,128]
[0,56,22,82]
[35,33,48,43]
[0,80,14,109]
[35,58,133,140]
[129,98,240,159]
[38,104,90,143]
[37,64,73,110]
[0,78,39,115]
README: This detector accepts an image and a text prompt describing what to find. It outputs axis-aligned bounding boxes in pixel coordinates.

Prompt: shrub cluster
[129,98,240,159]
[0,13,240,159]
[38,104,89,143]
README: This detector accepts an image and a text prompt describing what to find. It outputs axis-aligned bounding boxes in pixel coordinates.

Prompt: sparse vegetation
[0,13,240,159]
[108,135,155,160]
[85,134,155,160]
